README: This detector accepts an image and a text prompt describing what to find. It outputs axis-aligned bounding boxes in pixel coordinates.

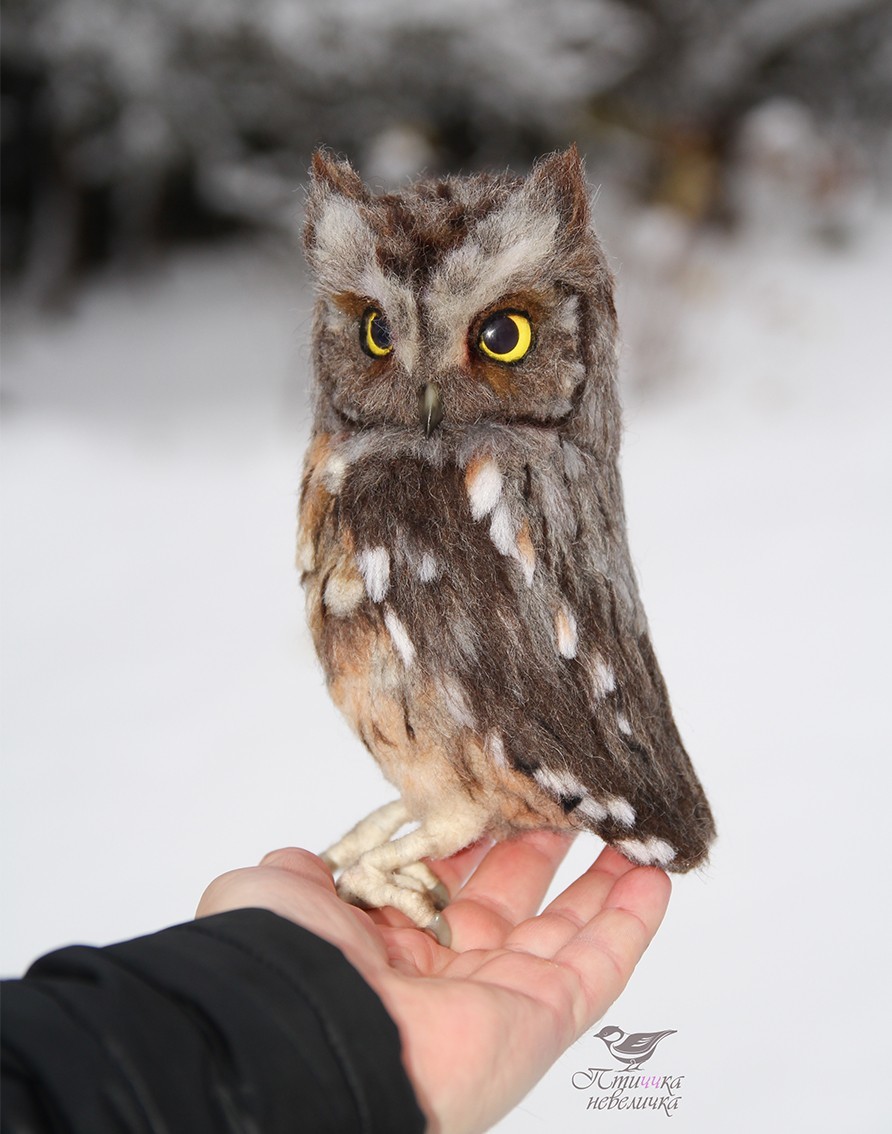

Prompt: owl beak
[419,382,444,437]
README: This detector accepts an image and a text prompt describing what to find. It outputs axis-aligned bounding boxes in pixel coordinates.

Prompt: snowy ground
[2,200,891,1131]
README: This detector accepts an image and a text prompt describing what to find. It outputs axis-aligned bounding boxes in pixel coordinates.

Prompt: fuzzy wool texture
[299,148,715,919]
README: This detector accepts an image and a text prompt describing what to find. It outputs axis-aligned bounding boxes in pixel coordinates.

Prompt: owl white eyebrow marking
[616,836,677,867]
[311,193,421,371]
[555,605,578,659]
[422,189,561,369]
[357,265,421,372]
[425,202,560,348]
[357,546,390,602]
[383,607,416,667]
[465,456,503,519]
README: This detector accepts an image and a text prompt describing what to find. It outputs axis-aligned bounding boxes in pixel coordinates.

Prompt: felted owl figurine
[299,146,715,945]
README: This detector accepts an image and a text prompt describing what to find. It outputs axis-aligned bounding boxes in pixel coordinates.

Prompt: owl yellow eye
[477,311,533,364]
[361,308,393,358]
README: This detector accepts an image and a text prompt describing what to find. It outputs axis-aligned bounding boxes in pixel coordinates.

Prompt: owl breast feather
[299,428,716,872]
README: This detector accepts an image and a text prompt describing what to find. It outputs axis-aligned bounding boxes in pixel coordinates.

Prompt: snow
[686,0,884,105]
[3,198,891,1130]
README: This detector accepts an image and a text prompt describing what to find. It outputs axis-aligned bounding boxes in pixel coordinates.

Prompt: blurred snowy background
[2,1,891,1131]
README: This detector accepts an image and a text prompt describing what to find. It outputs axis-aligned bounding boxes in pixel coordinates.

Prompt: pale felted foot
[334,806,487,945]
[395,861,451,909]
[321,799,409,872]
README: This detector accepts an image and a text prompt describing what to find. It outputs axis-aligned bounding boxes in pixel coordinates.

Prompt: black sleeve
[1,909,427,1134]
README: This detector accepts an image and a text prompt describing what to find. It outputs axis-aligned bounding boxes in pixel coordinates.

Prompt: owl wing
[446,439,716,872]
[322,433,715,873]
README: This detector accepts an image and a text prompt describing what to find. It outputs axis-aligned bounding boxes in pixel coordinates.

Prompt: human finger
[196,849,334,920]
[551,865,671,1033]
[259,846,339,887]
[446,830,575,950]
[506,844,642,957]
[424,836,495,899]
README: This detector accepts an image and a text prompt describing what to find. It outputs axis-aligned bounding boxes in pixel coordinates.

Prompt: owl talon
[429,880,451,910]
[395,861,451,908]
[424,913,452,948]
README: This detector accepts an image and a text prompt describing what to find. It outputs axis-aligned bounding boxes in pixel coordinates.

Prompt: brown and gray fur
[299,147,715,939]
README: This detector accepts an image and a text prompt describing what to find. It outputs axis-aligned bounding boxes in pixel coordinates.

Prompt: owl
[299,146,715,945]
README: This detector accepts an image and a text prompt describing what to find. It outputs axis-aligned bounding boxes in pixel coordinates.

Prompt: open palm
[198,831,670,1134]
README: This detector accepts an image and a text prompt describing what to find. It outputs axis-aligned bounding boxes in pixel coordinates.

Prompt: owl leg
[320,799,409,872]
[337,807,488,946]
[322,800,449,912]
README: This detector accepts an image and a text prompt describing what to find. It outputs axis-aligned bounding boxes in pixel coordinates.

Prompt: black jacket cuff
[2,908,426,1133]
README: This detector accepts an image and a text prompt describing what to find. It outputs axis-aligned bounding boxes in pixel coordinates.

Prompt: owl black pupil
[369,313,391,350]
[482,315,519,355]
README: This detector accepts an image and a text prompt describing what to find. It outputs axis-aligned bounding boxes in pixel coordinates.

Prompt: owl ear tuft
[304,149,377,289]
[309,149,370,203]
[526,144,590,236]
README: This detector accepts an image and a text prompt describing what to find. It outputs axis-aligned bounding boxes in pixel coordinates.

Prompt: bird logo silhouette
[594,1026,676,1070]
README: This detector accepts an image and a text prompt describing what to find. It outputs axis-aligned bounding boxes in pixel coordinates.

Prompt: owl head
[303,147,620,457]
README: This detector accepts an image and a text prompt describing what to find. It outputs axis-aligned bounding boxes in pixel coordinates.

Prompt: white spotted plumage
[466,457,503,520]
[485,731,509,768]
[301,146,715,937]
[416,551,439,582]
[533,766,588,800]
[488,499,516,557]
[357,546,390,602]
[383,606,416,667]
[606,797,636,828]
[555,605,578,659]
[616,837,677,867]
[323,572,364,616]
[591,655,616,698]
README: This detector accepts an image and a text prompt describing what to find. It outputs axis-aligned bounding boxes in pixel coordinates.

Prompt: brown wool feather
[299,147,715,934]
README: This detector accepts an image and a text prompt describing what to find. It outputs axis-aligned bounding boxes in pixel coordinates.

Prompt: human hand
[197,833,670,1134]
